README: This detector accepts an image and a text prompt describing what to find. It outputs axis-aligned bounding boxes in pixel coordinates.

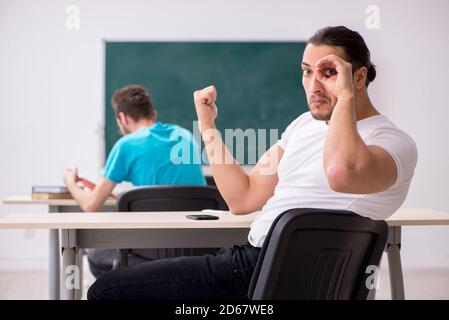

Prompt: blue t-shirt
[103,122,206,186]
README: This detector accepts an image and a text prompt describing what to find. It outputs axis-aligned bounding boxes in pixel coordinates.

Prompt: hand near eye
[315,54,355,99]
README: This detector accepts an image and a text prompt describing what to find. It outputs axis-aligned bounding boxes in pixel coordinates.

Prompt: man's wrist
[199,122,217,134]
[65,179,77,188]
[337,93,355,103]
[330,94,355,123]
[336,94,355,112]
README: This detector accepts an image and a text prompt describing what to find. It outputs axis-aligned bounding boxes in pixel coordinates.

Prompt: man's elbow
[325,164,354,193]
[228,201,252,215]
[228,205,248,215]
[83,202,100,213]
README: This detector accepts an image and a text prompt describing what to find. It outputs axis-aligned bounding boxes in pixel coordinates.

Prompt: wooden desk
[1,206,449,300]
[0,210,256,300]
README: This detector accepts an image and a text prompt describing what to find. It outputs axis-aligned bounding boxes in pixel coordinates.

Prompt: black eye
[323,68,336,78]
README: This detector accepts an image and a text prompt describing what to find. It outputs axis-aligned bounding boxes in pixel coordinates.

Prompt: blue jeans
[87,243,260,300]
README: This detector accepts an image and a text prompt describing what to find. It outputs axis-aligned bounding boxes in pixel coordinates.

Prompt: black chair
[117,185,228,267]
[248,208,388,300]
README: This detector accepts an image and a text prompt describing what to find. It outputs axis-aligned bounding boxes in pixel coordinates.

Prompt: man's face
[301,44,348,121]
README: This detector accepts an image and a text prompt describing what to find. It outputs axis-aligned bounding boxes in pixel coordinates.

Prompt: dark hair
[111,85,155,121]
[307,26,376,87]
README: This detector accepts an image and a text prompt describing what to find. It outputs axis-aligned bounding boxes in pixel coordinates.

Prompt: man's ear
[354,66,368,90]
[152,111,158,122]
[118,112,128,125]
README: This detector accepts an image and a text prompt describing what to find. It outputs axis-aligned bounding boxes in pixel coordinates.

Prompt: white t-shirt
[248,112,418,248]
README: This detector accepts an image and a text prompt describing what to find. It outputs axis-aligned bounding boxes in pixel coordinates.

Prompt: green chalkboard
[105,41,307,164]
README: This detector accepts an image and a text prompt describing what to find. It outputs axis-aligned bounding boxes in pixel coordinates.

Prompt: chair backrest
[117,185,228,212]
[248,208,388,300]
[116,185,228,263]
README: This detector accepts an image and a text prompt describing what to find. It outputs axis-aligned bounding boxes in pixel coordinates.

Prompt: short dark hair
[307,26,376,87]
[111,85,155,121]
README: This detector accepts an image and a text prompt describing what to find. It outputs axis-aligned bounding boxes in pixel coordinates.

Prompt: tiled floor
[1,257,448,300]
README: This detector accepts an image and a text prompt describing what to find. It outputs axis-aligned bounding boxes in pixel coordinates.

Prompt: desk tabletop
[384,208,449,226]
[0,211,258,229]
[3,196,116,206]
[0,208,448,230]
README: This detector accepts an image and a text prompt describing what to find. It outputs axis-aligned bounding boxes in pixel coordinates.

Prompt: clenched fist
[193,85,218,133]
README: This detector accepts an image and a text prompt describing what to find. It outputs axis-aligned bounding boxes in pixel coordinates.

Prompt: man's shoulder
[110,130,145,153]
[111,134,130,148]
[362,115,416,143]
[363,115,418,159]
[161,122,195,139]
[166,123,191,133]
[114,132,138,146]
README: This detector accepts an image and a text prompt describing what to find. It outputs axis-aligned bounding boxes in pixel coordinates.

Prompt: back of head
[307,26,376,87]
[111,85,155,121]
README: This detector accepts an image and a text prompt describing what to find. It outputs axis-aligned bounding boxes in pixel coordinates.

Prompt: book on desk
[31,185,73,199]
[31,178,117,200]
[31,177,96,200]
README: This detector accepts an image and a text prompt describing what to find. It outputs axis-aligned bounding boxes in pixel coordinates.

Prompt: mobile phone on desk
[186,214,219,220]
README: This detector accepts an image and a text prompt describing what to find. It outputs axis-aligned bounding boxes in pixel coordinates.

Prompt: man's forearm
[324,95,371,178]
[201,127,250,211]
[66,181,95,212]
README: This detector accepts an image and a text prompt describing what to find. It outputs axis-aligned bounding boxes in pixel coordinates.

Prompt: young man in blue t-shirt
[63,85,206,277]
[63,84,205,211]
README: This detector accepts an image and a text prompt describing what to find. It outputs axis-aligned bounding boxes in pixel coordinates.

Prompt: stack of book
[31,185,73,200]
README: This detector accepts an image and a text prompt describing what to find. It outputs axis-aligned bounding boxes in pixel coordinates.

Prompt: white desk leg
[61,229,78,300]
[57,204,115,299]
[75,249,83,300]
[49,206,62,300]
[61,247,76,300]
[386,226,405,300]
[48,229,60,300]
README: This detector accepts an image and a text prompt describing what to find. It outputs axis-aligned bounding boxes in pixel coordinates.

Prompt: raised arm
[316,55,397,193]
[193,86,283,214]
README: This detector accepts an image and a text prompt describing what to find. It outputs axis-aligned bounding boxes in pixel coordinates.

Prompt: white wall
[1,0,448,270]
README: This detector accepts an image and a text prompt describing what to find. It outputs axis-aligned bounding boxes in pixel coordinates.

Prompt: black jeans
[87,248,220,279]
[87,243,260,300]
[87,249,152,279]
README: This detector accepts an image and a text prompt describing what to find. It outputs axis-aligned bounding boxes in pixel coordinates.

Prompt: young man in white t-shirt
[88,26,417,300]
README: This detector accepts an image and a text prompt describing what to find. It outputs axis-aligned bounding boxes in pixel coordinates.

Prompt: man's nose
[309,72,324,93]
